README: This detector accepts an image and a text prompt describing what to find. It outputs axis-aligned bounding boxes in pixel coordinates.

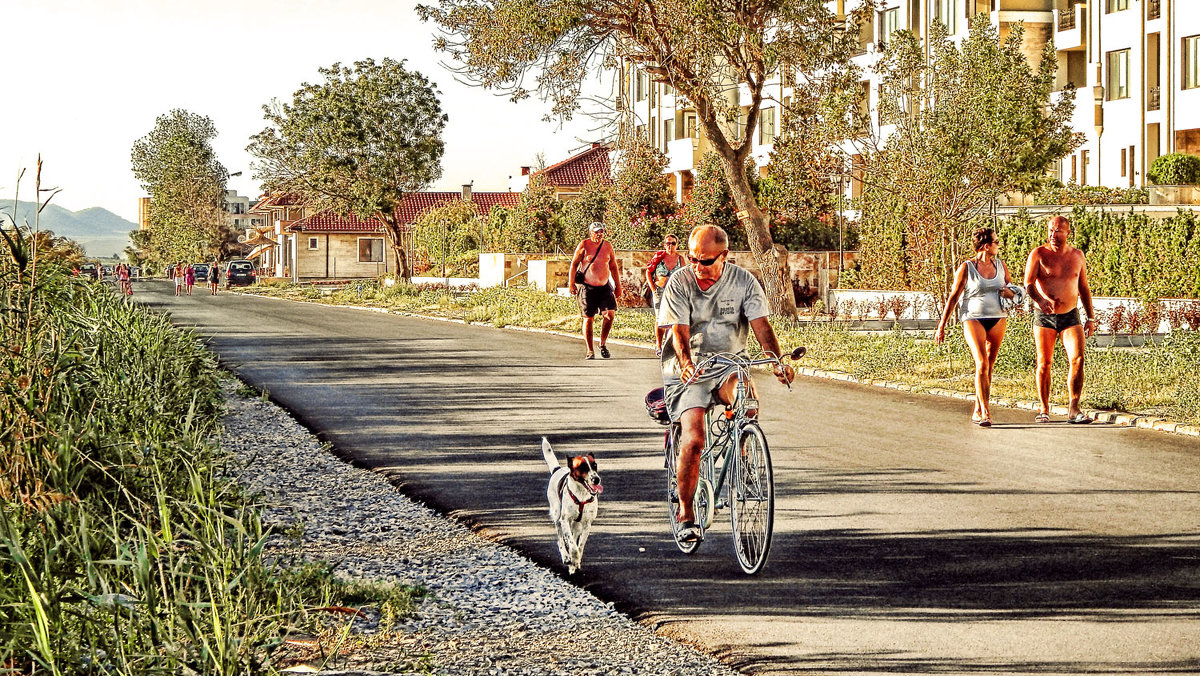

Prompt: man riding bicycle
[657,225,795,544]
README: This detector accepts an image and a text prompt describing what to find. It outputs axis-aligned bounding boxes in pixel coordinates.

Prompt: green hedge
[994,207,1200,299]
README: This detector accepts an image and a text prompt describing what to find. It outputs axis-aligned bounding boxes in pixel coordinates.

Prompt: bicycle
[648,347,804,575]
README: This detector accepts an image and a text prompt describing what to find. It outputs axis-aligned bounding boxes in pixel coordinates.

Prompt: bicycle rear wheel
[730,422,774,574]
[665,424,702,554]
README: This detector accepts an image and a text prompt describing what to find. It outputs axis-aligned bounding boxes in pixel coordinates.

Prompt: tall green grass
[1,188,416,670]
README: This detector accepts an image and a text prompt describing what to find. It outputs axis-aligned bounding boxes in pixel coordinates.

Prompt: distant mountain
[0,201,136,258]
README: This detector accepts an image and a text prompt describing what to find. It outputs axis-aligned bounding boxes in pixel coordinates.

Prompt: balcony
[1057,8,1075,31]
[1149,86,1161,111]
[1055,4,1086,51]
[1149,0,1161,20]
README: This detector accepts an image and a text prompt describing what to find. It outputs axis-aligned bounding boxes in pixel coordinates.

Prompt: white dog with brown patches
[542,437,603,575]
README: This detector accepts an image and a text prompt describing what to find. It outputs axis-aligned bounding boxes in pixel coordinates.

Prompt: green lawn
[242,281,1200,426]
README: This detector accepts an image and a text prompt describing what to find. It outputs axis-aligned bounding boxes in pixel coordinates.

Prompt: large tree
[248,58,447,279]
[851,17,1083,298]
[130,109,231,268]
[417,0,869,315]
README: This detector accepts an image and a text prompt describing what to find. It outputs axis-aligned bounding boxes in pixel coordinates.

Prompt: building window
[357,237,384,263]
[1105,0,1128,12]
[1107,49,1130,99]
[635,70,648,101]
[880,8,900,47]
[685,114,698,139]
[759,107,776,145]
[1185,36,1200,89]
[308,237,319,250]
[937,0,957,34]
[664,119,675,151]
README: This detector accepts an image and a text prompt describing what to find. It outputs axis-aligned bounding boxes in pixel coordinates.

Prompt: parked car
[225,260,257,287]
[193,263,210,283]
[79,263,98,278]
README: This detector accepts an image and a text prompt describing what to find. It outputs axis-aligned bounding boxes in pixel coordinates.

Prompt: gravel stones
[219,382,739,675]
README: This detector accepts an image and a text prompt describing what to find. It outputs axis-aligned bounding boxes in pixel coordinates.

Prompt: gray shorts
[663,363,737,421]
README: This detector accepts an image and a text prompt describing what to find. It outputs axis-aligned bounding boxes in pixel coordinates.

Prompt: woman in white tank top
[935,227,1019,427]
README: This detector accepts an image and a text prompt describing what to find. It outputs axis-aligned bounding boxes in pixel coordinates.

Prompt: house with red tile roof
[508,143,612,200]
[275,186,519,280]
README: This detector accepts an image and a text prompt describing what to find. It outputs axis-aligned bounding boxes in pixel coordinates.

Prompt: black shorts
[1034,308,1081,332]
[578,283,616,317]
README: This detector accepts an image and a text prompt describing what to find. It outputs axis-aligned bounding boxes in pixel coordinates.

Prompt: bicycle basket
[645,387,671,425]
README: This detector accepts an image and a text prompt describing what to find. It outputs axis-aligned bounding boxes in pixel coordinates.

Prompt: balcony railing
[1149,86,1161,111]
[1057,8,1076,31]
[1149,0,1161,20]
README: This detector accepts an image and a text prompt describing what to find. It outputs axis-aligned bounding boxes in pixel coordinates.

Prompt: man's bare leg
[582,316,595,356]
[1061,324,1087,416]
[1033,326,1059,416]
[599,310,613,348]
[675,407,706,524]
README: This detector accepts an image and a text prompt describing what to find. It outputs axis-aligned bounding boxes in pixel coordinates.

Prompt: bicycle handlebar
[683,347,805,387]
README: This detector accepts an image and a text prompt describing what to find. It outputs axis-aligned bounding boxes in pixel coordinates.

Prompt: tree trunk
[379,212,411,280]
[715,149,798,318]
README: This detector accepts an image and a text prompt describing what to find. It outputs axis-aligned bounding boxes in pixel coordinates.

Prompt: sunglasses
[664,240,678,246]
[688,250,727,266]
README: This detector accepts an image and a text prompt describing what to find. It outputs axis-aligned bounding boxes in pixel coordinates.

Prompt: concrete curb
[232,290,1200,440]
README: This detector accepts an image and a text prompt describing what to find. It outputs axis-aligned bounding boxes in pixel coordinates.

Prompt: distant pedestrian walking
[184,264,195,296]
[209,261,221,295]
[568,222,620,359]
[1024,215,1096,424]
[174,262,185,296]
[935,228,1021,427]
[646,234,684,355]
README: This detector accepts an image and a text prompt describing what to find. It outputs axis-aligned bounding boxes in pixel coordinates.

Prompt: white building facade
[619,0,1200,195]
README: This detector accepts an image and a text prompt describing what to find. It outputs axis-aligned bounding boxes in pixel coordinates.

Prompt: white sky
[1,0,606,224]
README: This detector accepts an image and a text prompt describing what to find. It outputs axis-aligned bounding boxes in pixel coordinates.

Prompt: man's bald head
[1048,215,1070,230]
[689,225,728,250]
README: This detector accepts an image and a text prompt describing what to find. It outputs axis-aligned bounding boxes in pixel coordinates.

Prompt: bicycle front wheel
[730,423,774,575]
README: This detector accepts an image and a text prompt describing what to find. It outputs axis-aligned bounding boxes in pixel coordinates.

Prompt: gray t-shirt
[656,263,770,379]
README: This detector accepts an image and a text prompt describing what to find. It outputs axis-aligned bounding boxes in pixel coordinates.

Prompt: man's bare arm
[1024,248,1054,313]
[568,243,585,292]
[1077,253,1096,336]
[607,243,621,296]
[670,324,695,380]
[750,316,794,384]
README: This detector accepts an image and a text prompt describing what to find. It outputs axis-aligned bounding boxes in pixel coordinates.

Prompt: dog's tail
[541,437,560,473]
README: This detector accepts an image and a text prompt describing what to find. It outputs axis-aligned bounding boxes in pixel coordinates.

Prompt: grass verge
[240,280,1200,426]
[1,218,421,670]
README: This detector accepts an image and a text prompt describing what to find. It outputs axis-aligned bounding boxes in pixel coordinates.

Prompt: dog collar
[558,476,595,522]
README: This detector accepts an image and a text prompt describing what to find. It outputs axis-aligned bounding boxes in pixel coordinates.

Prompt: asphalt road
[136,281,1200,674]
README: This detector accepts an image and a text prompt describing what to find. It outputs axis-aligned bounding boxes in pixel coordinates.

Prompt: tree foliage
[852,17,1083,297]
[248,58,447,278]
[502,174,566,253]
[412,198,484,276]
[417,0,871,315]
[129,109,231,267]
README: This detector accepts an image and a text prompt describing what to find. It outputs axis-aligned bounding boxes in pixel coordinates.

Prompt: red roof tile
[250,192,303,214]
[287,191,521,233]
[536,145,612,188]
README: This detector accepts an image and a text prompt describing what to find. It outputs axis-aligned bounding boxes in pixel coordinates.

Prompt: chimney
[591,142,602,149]
[462,183,472,201]
[521,166,531,176]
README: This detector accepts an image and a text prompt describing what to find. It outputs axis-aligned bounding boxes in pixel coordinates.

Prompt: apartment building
[1057,0,1200,187]
[619,0,1199,197]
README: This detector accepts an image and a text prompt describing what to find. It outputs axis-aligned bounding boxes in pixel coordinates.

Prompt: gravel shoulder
[220,378,740,675]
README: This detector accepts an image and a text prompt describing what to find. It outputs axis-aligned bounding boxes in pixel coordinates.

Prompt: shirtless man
[568,222,622,359]
[1024,215,1096,424]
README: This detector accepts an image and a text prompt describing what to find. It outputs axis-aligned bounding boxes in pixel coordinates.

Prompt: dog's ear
[585,453,595,462]
[568,456,583,470]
